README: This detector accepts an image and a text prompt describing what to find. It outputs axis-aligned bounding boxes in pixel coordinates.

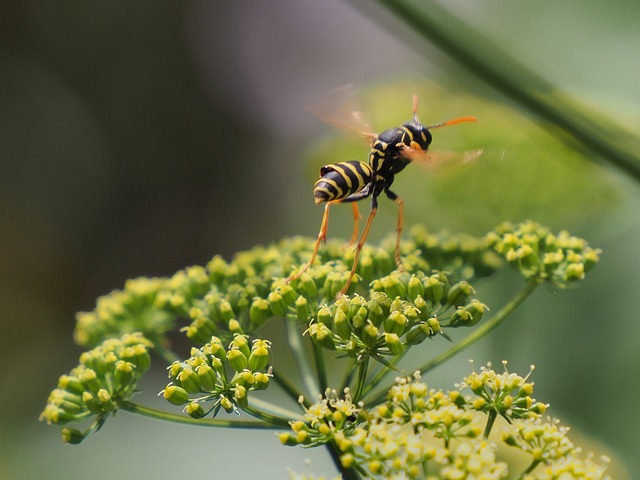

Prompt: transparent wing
[303,84,377,141]
[400,147,485,169]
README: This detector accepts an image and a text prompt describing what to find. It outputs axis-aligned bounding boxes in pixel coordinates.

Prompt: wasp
[288,95,478,296]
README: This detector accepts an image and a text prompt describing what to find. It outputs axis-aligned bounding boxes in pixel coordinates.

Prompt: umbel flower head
[283,366,611,480]
[40,333,152,444]
[162,335,272,417]
[486,221,601,287]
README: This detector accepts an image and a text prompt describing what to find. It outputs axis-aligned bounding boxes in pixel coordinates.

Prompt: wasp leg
[384,189,405,271]
[349,202,361,244]
[337,196,379,297]
[287,201,333,282]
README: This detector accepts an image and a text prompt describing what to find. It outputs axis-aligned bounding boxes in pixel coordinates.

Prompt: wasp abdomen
[313,160,373,205]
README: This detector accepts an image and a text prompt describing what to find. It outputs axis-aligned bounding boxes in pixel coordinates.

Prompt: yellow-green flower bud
[216,299,235,322]
[324,272,345,299]
[367,302,385,328]
[405,322,429,345]
[308,322,336,350]
[333,308,352,340]
[234,385,248,408]
[296,273,318,299]
[61,428,86,445]
[424,275,444,304]
[203,337,226,360]
[317,305,332,327]
[79,369,101,395]
[227,348,248,372]
[207,255,228,285]
[447,281,475,307]
[384,311,408,336]
[253,371,270,390]
[196,364,218,391]
[248,345,269,372]
[220,395,235,413]
[230,335,251,358]
[230,370,254,388]
[279,432,299,446]
[427,316,441,334]
[82,391,103,415]
[249,298,271,328]
[97,389,116,412]
[177,368,202,393]
[361,322,380,347]
[185,401,206,419]
[381,274,406,300]
[267,291,287,317]
[278,284,297,306]
[295,296,310,322]
[114,360,134,389]
[449,305,472,327]
[228,319,243,334]
[465,300,488,326]
[58,375,85,396]
[407,275,425,301]
[384,333,404,355]
[564,262,585,281]
[123,344,151,372]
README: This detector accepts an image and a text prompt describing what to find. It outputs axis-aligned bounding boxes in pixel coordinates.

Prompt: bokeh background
[2,0,639,478]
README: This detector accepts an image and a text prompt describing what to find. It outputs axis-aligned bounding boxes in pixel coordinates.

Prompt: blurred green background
[2,0,639,478]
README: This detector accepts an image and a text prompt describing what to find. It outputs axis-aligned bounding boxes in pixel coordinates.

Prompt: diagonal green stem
[354,0,640,184]
[365,279,539,406]
[417,279,539,375]
[242,404,296,428]
[120,401,287,429]
[352,357,370,403]
[312,342,329,393]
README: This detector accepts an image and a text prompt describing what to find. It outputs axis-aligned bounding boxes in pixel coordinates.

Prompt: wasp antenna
[412,94,420,123]
[427,116,478,129]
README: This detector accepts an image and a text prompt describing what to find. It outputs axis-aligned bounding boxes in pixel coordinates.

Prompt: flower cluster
[72,226,503,353]
[486,221,601,287]
[40,333,152,444]
[279,389,362,448]
[74,277,173,348]
[459,361,547,423]
[282,367,611,480]
[162,335,271,417]
[306,271,487,362]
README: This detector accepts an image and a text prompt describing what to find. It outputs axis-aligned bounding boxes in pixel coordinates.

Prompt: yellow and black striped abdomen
[313,160,373,205]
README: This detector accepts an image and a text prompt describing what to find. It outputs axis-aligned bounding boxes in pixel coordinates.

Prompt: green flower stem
[366,279,539,406]
[361,350,406,399]
[285,317,321,399]
[484,410,498,438]
[352,357,370,403]
[312,342,329,392]
[518,459,542,480]
[417,279,539,374]
[242,404,296,428]
[362,0,640,183]
[119,401,285,429]
[248,397,304,423]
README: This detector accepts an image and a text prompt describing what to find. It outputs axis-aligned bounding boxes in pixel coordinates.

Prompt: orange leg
[287,202,333,282]
[349,202,361,244]
[394,197,405,271]
[337,206,378,297]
